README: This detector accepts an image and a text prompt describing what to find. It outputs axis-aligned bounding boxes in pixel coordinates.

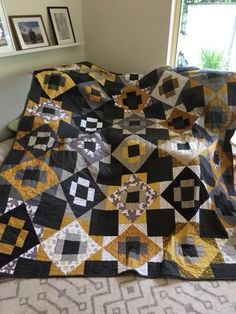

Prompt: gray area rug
[1,277,236,314]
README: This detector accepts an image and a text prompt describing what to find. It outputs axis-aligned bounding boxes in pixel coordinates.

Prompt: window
[169,0,236,70]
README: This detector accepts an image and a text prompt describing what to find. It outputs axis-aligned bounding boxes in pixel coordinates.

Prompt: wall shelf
[0,41,85,58]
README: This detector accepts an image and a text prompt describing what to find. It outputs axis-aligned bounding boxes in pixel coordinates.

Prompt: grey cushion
[0,137,14,167]
[0,74,32,141]
[8,117,20,132]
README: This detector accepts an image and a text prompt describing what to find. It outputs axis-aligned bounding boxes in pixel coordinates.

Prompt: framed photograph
[0,0,14,54]
[9,15,49,50]
[47,7,75,45]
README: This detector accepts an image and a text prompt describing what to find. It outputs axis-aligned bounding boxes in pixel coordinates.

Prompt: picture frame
[47,7,75,45]
[9,15,49,50]
[0,0,14,54]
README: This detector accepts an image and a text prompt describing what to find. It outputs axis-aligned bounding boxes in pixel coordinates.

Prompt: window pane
[176,0,236,70]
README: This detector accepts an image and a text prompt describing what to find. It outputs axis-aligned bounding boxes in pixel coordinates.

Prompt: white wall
[0,0,85,78]
[82,0,172,74]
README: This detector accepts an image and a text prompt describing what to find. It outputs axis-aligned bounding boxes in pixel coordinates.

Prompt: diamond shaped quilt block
[41,219,100,274]
[161,167,209,221]
[35,71,76,99]
[114,85,151,112]
[17,124,58,158]
[112,134,157,173]
[78,81,111,109]
[109,174,158,222]
[61,168,106,218]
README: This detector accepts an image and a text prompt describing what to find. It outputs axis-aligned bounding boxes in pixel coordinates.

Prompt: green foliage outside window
[200,49,229,70]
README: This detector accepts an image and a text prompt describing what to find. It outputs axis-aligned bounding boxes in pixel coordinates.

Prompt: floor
[0,276,236,314]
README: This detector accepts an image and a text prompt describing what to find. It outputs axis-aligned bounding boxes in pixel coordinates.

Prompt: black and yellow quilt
[0,62,235,279]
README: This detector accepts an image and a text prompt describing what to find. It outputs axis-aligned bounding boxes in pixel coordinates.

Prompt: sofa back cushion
[0,74,32,141]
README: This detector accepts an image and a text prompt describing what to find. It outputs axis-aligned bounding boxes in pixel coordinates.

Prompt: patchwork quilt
[0,62,235,279]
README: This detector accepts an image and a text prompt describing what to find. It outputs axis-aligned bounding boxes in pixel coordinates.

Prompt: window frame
[167,0,182,66]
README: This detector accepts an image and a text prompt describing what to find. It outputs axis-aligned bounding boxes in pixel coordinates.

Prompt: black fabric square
[128,144,140,157]
[75,185,89,199]
[181,244,198,257]
[18,116,34,132]
[50,150,77,173]
[84,261,118,276]
[84,141,96,152]
[181,187,194,201]
[126,191,140,203]
[147,209,175,236]
[144,129,170,143]
[181,86,205,111]
[96,161,124,186]
[130,73,139,81]
[143,100,167,120]
[104,80,123,98]
[45,74,65,90]
[200,155,215,187]
[23,169,40,182]
[142,156,173,183]
[205,110,227,129]
[211,263,236,279]
[138,68,159,89]
[168,116,190,129]
[4,150,24,165]
[227,82,236,106]
[192,124,212,142]
[89,209,118,236]
[222,168,236,197]
[200,209,228,238]
[147,262,162,277]
[123,92,141,109]
[14,258,51,278]
[126,240,140,255]
[129,120,140,127]
[223,129,235,153]
[162,79,175,94]
[86,121,97,129]
[33,193,67,229]
[102,102,125,123]
[177,142,190,150]
[162,260,181,277]
[62,240,80,255]
[0,185,11,213]
[43,107,55,115]
[91,88,101,97]
[214,192,236,218]
[1,226,21,245]
[35,136,50,146]
[58,120,79,139]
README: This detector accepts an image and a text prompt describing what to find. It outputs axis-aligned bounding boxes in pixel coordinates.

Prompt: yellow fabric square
[15,230,29,248]
[8,217,25,229]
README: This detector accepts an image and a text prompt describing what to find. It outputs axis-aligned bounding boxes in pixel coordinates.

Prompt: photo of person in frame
[18,21,43,45]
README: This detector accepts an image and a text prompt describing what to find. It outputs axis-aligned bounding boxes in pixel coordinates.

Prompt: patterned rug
[0,62,235,279]
[1,277,236,313]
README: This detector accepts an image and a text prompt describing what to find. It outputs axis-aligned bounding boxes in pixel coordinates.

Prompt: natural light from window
[175,0,236,71]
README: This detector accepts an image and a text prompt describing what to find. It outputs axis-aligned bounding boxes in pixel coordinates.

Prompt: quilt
[0,62,235,279]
